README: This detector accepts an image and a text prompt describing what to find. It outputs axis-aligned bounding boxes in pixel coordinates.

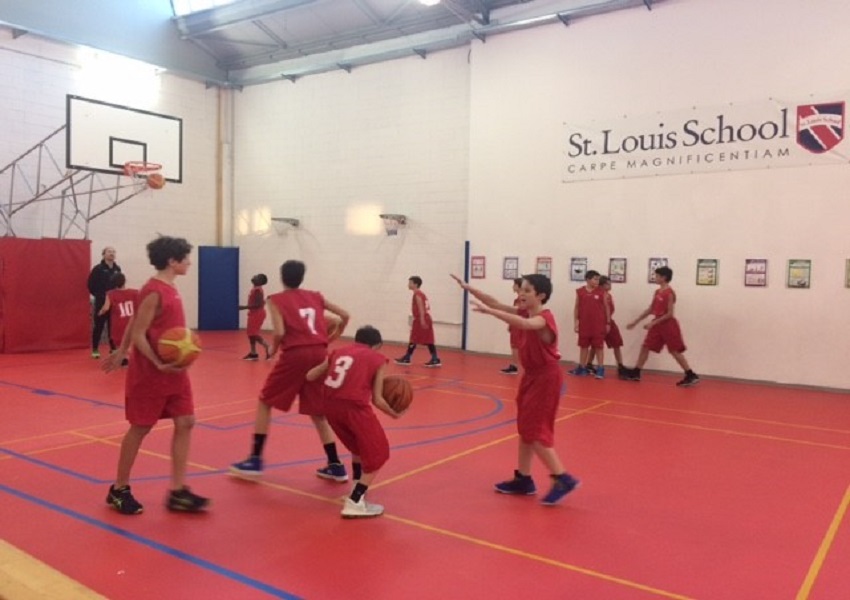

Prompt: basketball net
[379,214,406,237]
[123,161,162,193]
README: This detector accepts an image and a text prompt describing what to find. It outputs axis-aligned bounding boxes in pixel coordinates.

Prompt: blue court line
[0,380,122,410]
[0,482,304,600]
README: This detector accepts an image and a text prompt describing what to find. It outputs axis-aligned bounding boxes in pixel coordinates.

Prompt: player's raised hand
[450,274,469,290]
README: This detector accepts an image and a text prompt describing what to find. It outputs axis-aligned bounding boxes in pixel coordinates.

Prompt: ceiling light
[418,0,441,6]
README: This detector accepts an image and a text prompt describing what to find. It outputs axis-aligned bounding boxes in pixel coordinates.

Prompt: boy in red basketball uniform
[230,260,351,481]
[102,236,209,515]
[98,273,139,367]
[306,325,404,518]
[569,270,609,379]
[501,278,523,375]
[597,276,626,378]
[452,273,579,505]
[624,266,700,387]
[239,273,271,360]
[395,276,441,367]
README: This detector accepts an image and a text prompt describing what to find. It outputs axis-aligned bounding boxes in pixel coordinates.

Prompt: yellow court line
[796,485,850,600]
[74,431,219,473]
[372,401,611,490]
[597,413,850,452]
[568,394,850,435]
[383,514,695,600]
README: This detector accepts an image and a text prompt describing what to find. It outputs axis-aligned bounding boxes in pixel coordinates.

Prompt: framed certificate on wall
[787,259,811,288]
[696,259,718,286]
[648,257,668,283]
[471,256,486,279]
[503,256,519,280]
[608,257,627,283]
[536,256,552,279]
[745,259,767,287]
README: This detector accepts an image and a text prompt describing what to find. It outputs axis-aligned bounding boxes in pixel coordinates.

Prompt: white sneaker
[341,497,384,519]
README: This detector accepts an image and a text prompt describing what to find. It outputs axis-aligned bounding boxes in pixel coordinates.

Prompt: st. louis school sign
[562,95,848,182]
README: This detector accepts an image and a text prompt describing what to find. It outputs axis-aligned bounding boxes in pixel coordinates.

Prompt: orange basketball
[157,327,201,367]
[326,314,344,341]
[147,172,166,190]
[382,375,413,413]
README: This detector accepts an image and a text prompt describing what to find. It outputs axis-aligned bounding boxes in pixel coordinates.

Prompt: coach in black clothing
[87,246,121,358]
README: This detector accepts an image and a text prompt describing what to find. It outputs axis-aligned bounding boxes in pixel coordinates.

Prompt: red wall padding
[0,238,91,353]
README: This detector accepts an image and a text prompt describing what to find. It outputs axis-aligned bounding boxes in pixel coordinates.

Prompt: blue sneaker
[595,366,605,380]
[541,473,580,505]
[316,462,348,482]
[494,470,537,495]
[568,366,588,376]
[230,456,263,478]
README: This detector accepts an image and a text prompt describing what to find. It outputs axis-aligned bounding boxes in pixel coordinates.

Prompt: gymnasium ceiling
[0,0,661,87]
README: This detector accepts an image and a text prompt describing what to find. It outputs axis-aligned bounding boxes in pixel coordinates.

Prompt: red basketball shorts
[260,345,328,415]
[515,365,562,447]
[643,319,686,353]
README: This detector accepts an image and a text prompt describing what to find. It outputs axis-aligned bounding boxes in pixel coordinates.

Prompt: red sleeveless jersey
[269,288,328,349]
[518,309,560,370]
[107,288,139,346]
[651,287,676,317]
[323,343,387,407]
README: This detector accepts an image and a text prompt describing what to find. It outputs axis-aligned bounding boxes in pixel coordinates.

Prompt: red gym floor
[1,331,849,599]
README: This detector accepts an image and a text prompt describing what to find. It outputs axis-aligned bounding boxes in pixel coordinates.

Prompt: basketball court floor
[1,331,848,599]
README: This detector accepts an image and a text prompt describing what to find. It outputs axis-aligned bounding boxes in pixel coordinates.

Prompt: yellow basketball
[157,327,202,367]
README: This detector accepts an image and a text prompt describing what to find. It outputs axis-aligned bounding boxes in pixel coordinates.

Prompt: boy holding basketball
[98,272,138,367]
[102,236,209,515]
[451,274,579,505]
[306,325,404,518]
[624,266,700,387]
[239,273,271,360]
[395,276,441,367]
[230,260,351,482]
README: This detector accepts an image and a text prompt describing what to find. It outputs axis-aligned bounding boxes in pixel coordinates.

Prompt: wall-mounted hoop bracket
[271,217,300,235]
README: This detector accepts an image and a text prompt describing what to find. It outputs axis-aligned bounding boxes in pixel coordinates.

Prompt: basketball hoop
[379,213,407,237]
[123,161,163,191]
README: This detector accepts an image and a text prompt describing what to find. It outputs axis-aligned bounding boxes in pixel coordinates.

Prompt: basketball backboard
[66,95,182,182]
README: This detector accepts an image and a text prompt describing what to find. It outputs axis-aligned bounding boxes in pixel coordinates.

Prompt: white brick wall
[233,49,470,347]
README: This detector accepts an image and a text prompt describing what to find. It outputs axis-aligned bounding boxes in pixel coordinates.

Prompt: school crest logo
[797,102,844,153]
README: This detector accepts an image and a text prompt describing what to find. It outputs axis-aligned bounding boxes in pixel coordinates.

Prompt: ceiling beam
[175,0,317,38]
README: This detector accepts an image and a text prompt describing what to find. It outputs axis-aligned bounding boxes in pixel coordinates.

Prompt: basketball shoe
[106,485,144,515]
[676,372,701,387]
[494,470,537,495]
[541,473,580,505]
[316,463,348,482]
[166,487,210,512]
[424,358,442,368]
[341,497,384,518]
[230,456,263,478]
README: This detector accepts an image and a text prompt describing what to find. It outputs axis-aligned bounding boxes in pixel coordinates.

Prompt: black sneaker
[500,365,519,375]
[394,356,411,365]
[676,372,701,387]
[617,365,628,380]
[624,368,641,382]
[242,353,260,361]
[166,486,210,512]
[585,364,597,376]
[494,470,537,495]
[424,358,442,368]
[106,485,144,515]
